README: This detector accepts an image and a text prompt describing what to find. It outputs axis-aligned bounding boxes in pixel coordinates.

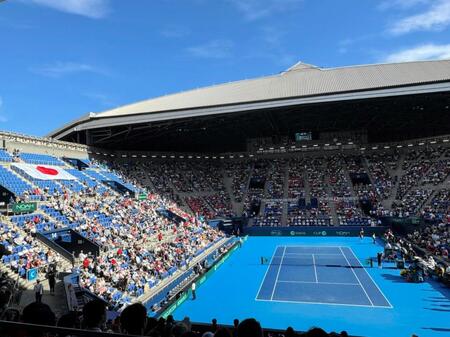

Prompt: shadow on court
[421,327,450,332]
[380,273,408,283]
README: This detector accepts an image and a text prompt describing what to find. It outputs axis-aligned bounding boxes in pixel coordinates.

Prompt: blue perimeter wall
[244,226,388,237]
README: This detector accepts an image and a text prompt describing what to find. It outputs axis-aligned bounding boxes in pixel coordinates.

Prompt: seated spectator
[57,311,81,337]
[120,302,147,335]
[215,327,232,337]
[22,302,56,337]
[304,327,329,337]
[238,318,263,337]
[82,299,106,332]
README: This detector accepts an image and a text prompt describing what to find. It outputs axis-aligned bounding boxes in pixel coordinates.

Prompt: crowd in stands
[407,222,449,260]
[0,143,448,287]
[422,189,450,222]
[0,142,449,337]
[103,145,450,228]
[0,219,61,279]
[225,162,251,203]
[44,192,226,308]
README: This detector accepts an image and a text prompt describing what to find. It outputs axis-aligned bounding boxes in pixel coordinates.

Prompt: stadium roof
[50,59,450,141]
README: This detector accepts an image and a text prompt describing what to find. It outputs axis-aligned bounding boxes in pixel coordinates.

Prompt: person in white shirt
[191,282,196,300]
[34,280,43,303]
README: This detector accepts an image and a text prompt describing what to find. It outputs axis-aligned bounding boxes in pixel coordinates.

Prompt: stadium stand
[0,133,448,337]
[19,152,66,166]
[0,165,34,198]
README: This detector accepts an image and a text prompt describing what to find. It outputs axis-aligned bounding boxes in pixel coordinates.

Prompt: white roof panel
[95,60,450,118]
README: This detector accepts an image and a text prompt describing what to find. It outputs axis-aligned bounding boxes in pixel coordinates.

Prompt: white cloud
[31,61,109,78]
[21,0,110,19]
[389,0,450,35]
[379,0,431,10]
[382,43,450,63]
[228,0,302,21]
[186,40,234,59]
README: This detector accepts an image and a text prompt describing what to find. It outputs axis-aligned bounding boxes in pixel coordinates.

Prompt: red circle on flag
[36,166,58,176]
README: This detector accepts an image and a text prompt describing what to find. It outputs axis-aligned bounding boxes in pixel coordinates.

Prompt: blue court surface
[256,246,391,308]
[172,237,450,337]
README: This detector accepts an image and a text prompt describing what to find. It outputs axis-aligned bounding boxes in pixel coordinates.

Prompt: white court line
[339,247,374,307]
[277,280,360,286]
[255,297,382,309]
[284,253,343,256]
[345,247,393,309]
[270,246,286,300]
[255,246,279,300]
[312,254,318,283]
[281,245,345,248]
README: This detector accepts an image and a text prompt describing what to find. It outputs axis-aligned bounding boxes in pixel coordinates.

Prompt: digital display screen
[295,132,312,141]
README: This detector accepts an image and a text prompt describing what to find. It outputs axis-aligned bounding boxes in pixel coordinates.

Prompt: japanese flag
[12,163,77,180]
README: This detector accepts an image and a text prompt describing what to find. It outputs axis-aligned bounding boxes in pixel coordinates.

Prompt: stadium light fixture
[325,144,330,146]
[407,144,413,147]
[384,146,389,149]
[430,140,437,144]
[141,155,147,158]
[179,156,184,159]
[372,147,378,150]
[336,143,341,146]
[205,156,209,159]
[121,154,127,157]
[188,156,193,159]
[443,139,449,143]
[151,155,157,158]
[132,155,137,158]
[360,147,366,150]
[280,146,285,150]
[196,156,201,159]
[313,144,318,147]
[170,155,175,158]
[220,156,224,159]
[302,145,307,148]
[162,155,166,158]
[418,142,425,146]
[291,145,296,149]
[397,145,403,148]
[348,142,353,145]
[249,154,254,157]
[239,155,244,158]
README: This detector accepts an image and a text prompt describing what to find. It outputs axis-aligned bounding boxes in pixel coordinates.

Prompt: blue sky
[1,0,450,137]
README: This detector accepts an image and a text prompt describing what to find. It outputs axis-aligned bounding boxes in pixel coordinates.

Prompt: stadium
[0,55,450,337]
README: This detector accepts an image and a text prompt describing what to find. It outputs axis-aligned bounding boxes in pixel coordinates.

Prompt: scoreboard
[295,132,312,141]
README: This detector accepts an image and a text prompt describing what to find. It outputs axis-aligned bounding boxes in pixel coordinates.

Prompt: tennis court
[172,237,450,337]
[256,246,391,308]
